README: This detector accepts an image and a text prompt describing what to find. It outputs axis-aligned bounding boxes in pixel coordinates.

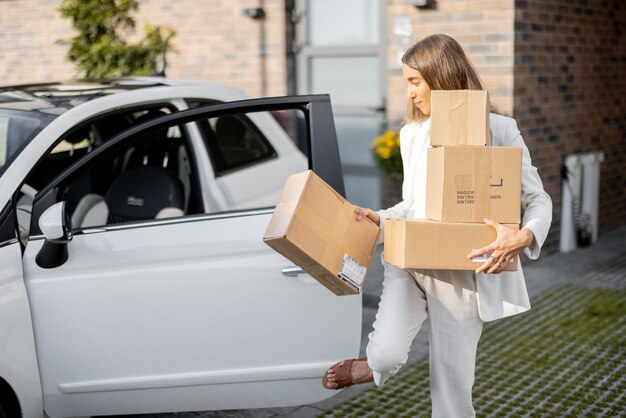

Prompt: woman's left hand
[467,219,535,274]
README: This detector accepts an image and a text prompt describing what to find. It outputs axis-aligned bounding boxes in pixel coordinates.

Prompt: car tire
[0,403,6,418]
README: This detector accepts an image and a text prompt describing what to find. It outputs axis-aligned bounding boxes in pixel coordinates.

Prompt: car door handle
[282,266,305,276]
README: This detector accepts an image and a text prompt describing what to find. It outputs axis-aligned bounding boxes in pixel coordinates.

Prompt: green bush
[58,0,174,79]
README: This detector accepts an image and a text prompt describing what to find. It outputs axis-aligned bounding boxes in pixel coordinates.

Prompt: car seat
[123,110,178,172]
[122,110,193,211]
[72,165,184,228]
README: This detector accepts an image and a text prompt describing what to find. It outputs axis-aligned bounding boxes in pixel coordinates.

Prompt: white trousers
[366,255,484,418]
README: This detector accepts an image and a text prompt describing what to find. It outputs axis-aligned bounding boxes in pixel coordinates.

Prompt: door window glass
[0,116,7,166]
[194,107,308,212]
[21,105,200,235]
[197,113,277,175]
[0,109,57,175]
[190,99,307,160]
[272,108,308,156]
[307,0,379,46]
[309,56,380,107]
[28,102,313,236]
[0,201,16,244]
[64,117,195,230]
[297,0,384,210]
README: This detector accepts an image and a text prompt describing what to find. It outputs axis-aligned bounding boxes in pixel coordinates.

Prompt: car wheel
[0,403,7,418]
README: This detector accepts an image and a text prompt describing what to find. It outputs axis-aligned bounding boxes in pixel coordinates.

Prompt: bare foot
[324,358,373,389]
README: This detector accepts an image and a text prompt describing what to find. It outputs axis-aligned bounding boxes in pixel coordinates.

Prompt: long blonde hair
[402,34,484,122]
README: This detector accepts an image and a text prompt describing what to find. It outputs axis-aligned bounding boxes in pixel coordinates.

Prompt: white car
[0,79,361,418]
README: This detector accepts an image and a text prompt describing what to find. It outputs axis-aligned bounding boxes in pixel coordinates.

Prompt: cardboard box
[426,146,522,224]
[430,90,490,146]
[263,170,381,296]
[383,218,519,271]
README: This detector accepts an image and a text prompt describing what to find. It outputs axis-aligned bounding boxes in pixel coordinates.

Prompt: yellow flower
[371,130,402,179]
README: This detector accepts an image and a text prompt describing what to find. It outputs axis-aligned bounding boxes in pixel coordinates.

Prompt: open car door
[22,96,362,417]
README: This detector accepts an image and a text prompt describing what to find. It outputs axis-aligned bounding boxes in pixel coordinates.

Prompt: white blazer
[378,113,553,322]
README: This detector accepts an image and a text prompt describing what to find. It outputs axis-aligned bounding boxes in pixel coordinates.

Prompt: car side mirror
[36,202,73,269]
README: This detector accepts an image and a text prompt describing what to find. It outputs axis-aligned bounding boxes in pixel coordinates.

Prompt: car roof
[0,77,247,111]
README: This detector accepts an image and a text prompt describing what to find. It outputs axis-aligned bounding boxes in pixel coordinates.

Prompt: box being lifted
[430,90,490,146]
[383,218,519,271]
[263,170,381,296]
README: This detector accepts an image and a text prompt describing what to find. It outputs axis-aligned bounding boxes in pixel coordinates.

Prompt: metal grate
[320,283,626,418]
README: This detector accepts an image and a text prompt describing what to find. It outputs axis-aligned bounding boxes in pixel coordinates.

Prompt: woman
[323,34,552,417]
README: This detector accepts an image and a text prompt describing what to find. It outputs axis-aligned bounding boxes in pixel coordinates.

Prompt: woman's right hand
[355,206,381,226]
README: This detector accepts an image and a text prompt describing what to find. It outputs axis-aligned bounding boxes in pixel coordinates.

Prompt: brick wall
[0,0,75,83]
[0,0,515,126]
[134,0,288,97]
[0,0,288,98]
[386,0,516,129]
[514,0,626,251]
[2,0,624,249]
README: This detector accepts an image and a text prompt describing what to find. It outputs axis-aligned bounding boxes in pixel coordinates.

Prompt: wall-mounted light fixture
[242,5,268,96]
[242,7,266,20]
[408,0,436,9]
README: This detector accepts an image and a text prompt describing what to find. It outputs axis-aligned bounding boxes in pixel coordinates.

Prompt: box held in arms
[426,146,522,224]
[383,218,519,271]
[263,170,381,296]
[430,90,490,146]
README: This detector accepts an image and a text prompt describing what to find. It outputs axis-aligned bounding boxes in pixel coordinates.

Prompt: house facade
[1,0,624,251]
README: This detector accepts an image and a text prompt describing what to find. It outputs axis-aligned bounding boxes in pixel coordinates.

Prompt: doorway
[294,0,386,209]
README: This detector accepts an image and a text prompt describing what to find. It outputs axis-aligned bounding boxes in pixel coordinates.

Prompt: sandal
[322,357,371,390]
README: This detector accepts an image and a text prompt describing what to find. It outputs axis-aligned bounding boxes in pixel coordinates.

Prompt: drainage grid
[320,268,625,418]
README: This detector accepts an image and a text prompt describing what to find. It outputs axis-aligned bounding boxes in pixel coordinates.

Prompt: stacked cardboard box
[384,90,522,271]
[264,170,381,295]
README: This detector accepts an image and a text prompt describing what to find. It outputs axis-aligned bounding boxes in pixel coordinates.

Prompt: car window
[271,108,309,157]
[56,118,197,231]
[192,107,308,213]
[198,113,277,175]
[23,105,177,192]
[0,108,57,176]
[190,99,307,176]
[28,97,341,238]
[0,200,16,244]
[18,104,203,240]
[48,107,302,232]
[0,116,8,166]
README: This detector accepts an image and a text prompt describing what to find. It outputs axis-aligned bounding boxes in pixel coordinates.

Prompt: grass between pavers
[319,285,626,418]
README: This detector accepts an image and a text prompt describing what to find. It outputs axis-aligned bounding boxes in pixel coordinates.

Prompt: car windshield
[0,108,58,176]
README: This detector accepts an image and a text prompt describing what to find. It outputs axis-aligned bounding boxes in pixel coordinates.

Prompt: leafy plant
[371,130,403,181]
[58,0,175,80]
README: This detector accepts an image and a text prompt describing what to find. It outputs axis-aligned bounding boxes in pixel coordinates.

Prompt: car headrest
[105,166,184,224]
[133,109,170,140]
[64,125,91,144]
[127,110,172,168]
